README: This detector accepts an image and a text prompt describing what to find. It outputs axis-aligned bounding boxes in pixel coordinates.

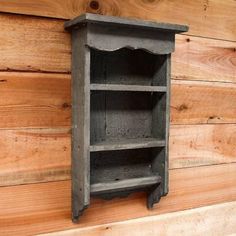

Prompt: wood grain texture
[0,13,235,83]
[0,72,71,128]
[0,128,70,186]
[171,80,236,125]
[0,0,235,41]
[40,201,236,236]
[0,14,70,73]
[1,72,236,128]
[173,35,236,84]
[0,163,235,235]
[0,124,235,187]
[169,124,236,169]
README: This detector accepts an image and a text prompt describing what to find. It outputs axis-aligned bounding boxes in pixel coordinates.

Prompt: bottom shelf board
[91,175,161,194]
[90,138,165,152]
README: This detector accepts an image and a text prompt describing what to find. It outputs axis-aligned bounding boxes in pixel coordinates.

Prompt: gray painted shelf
[65,13,188,222]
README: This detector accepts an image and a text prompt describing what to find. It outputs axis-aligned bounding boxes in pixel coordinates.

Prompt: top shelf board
[65,13,189,33]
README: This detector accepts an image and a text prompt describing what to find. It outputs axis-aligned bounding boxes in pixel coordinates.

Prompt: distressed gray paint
[65,13,188,222]
[65,13,188,33]
[70,27,90,222]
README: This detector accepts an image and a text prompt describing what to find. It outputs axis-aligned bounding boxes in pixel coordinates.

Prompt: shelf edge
[90,84,167,92]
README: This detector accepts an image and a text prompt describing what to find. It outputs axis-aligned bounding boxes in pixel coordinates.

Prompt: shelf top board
[65,13,189,33]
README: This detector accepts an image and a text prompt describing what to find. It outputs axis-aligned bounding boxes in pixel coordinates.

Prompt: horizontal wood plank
[1,72,236,128]
[0,1,235,41]
[0,124,235,186]
[0,72,71,128]
[169,124,236,169]
[0,13,235,84]
[0,128,71,186]
[0,14,70,73]
[171,80,236,125]
[173,35,236,84]
[0,163,235,235]
[41,201,236,236]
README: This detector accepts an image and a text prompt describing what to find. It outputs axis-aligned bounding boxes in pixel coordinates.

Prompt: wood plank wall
[0,0,235,235]
[40,201,236,236]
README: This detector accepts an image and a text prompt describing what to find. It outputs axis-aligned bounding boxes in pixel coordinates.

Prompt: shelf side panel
[71,28,90,222]
[152,54,171,196]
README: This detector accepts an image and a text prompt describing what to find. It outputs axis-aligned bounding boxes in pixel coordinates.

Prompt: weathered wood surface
[173,35,236,83]
[169,124,236,169]
[0,13,235,83]
[171,80,236,125]
[1,72,236,128]
[0,128,70,186]
[41,201,236,236]
[0,0,235,41]
[0,14,70,73]
[70,28,91,221]
[0,163,235,235]
[90,176,162,195]
[0,72,70,128]
[0,124,235,187]
[90,84,167,92]
[64,13,188,33]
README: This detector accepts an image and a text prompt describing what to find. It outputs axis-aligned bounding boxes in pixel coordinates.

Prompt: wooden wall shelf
[65,13,188,222]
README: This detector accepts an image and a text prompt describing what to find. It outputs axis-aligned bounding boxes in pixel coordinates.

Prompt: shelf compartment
[91,91,166,145]
[91,175,161,194]
[90,84,167,92]
[91,48,168,86]
[90,138,165,152]
[90,148,165,188]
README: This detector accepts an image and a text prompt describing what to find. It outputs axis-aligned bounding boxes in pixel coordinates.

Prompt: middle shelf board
[90,138,166,152]
[90,84,167,92]
[90,175,162,194]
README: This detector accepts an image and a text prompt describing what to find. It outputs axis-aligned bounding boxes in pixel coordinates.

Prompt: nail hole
[90,0,99,10]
